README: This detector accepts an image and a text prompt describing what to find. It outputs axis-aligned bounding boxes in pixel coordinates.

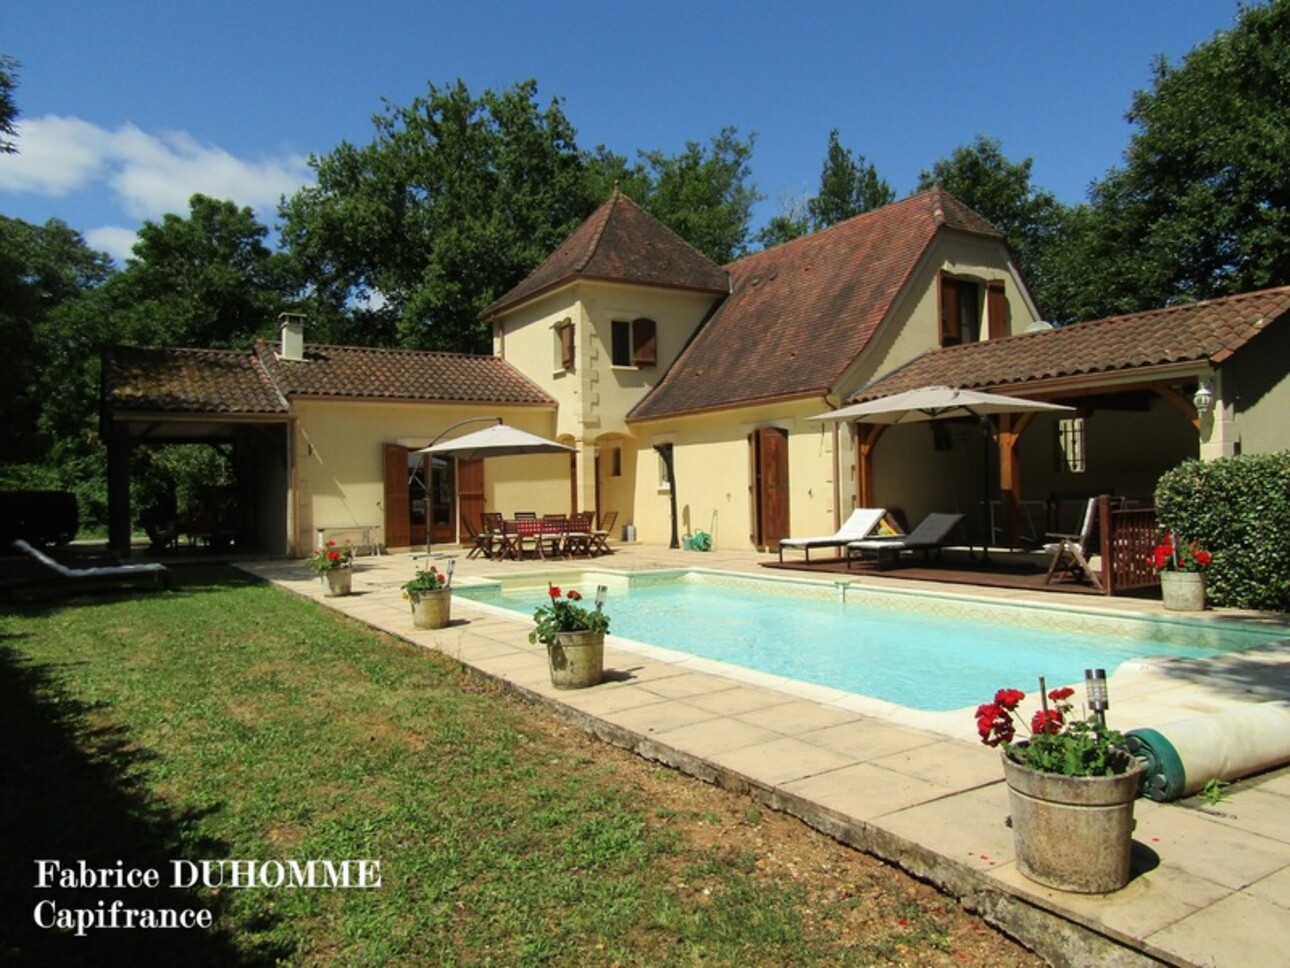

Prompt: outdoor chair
[541,514,569,557]
[513,517,546,559]
[845,512,965,569]
[1043,497,1103,591]
[778,507,887,563]
[590,510,618,555]
[563,512,594,558]
[10,538,173,591]
[513,511,537,520]
[461,514,492,559]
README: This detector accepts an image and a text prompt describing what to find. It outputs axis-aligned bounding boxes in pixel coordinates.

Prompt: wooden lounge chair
[778,507,887,563]
[845,513,965,569]
[461,514,492,559]
[1043,498,1103,591]
[563,512,594,558]
[10,539,173,591]
[590,511,617,555]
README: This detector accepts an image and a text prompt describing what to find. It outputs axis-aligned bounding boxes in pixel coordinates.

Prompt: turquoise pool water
[457,571,1287,711]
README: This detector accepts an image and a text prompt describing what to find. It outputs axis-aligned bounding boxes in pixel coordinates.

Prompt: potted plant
[977,681,1144,893]
[529,583,610,689]
[1150,533,1212,611]
[307,540,355,597]
[402,560,454,629]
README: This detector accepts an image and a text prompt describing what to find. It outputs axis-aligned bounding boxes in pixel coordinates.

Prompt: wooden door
[457,458,485,541]
[750,427,790,550]
[383,444,411,549]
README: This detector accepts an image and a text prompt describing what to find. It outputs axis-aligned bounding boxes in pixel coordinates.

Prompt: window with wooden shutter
[986,280,1007,340]
[940,276,980,346]
[559,321,575,370]
[611,320,632,366]
[940,274,962,346]
[632,317,657,367]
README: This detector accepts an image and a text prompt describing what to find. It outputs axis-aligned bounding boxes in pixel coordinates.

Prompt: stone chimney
[278,313,306,361]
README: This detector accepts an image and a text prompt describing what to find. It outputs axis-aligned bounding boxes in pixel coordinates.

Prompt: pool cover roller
[1126,702,1290,802]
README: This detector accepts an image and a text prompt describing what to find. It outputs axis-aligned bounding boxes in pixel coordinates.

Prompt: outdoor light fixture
[1085,668,1109,726]
[445,559,456,587]
[595,585,608,609]
[1192,380,1215,415]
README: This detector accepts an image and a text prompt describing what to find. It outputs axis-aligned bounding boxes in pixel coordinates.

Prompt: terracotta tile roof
[852,285,1290,400]
[630,189,1004,419]
[252,342,553,404]
[104,342,555,416]
[480,190,730,319]
[103,346,289,414]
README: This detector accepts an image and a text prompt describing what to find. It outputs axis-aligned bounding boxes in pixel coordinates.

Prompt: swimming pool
[456,570,1288,711]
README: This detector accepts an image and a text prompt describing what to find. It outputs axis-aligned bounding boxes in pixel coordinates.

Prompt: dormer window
[611,317,657,368]
[940,276,980,347]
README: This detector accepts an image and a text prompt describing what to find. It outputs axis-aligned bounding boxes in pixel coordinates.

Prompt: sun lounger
[845,512,964,569]
[10,539,173,590]
[778,508,888,563]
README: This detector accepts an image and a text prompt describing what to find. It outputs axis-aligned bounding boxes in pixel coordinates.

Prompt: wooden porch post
[106,423,132,556]
[854,424,885,508]
[996,414,1026,549]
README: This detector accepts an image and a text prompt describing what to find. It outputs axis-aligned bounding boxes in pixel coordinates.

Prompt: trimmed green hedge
[1155,451,1290,611]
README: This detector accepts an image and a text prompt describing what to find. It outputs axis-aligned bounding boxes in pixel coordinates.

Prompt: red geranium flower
[1030,709,1064,735]
[548,585,561,599]
[567,589,582,600]
[1048,686,1074,702]
[994,688,1025,710]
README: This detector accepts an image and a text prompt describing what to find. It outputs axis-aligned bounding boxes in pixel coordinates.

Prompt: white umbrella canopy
[415,423,573,459]
[810,385,1073,424]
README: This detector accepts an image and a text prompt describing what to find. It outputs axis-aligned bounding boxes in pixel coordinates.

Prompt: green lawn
[1,565,1031,966]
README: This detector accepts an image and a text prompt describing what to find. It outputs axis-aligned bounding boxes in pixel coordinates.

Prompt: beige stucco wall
[833,234,1037,399]
[628,398,838,549]
[1223,321,1290,457]
[493,280,722,517]
[291,399,562,554]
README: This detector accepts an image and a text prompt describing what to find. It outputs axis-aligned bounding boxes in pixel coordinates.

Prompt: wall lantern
[1192,380,1215,415]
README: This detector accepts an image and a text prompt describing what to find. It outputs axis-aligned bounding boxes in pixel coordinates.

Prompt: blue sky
[3,1,1245,264]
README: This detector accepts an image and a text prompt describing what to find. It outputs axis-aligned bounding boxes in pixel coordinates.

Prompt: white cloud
[0,114,313,233]
[85,226,144,264]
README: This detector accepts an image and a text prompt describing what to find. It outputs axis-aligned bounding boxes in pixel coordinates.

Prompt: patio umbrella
[809,385,1073,424]
[810,386,1073,559]
[415,423,573,554]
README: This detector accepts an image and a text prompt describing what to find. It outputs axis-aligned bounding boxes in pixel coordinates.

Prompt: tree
[0,54,18,154]
[280,79,594,352]
[109,194,293,349]
[917,136,1069,318]
[1063,0,1290,318]
[0,217,113,461]
[808,129,894,229]
[636,127,762,265]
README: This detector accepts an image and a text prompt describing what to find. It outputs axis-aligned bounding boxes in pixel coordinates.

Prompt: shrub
[1155,452,1290,611]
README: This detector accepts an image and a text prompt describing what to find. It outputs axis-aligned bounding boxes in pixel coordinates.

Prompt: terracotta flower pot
[546,630,604,689]
[409,588,452,629]
[321,567,352,597]
[1002,752,1144,893]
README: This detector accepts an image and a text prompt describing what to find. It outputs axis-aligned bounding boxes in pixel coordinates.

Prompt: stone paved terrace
[238,542,1290,967]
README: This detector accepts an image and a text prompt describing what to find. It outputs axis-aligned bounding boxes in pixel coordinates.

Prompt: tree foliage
[757,130,893,249]
[1059,0,1290,319]
[917,136,1069,319]
[808,129,894,229]
[280,79,594,352]
[0,54,18,154]
[635,127,761,265]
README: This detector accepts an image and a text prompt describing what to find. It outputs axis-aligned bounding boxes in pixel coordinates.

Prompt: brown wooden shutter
[632,317,657,367]
[987,280,1008,340]
[457,458,485,540]
[940,275,961,346]
[383,444,411,549]
[559,322,575,370]
[752,427,790,549]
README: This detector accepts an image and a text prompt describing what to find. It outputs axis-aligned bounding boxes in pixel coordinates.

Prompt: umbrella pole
[980,416,992,565]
